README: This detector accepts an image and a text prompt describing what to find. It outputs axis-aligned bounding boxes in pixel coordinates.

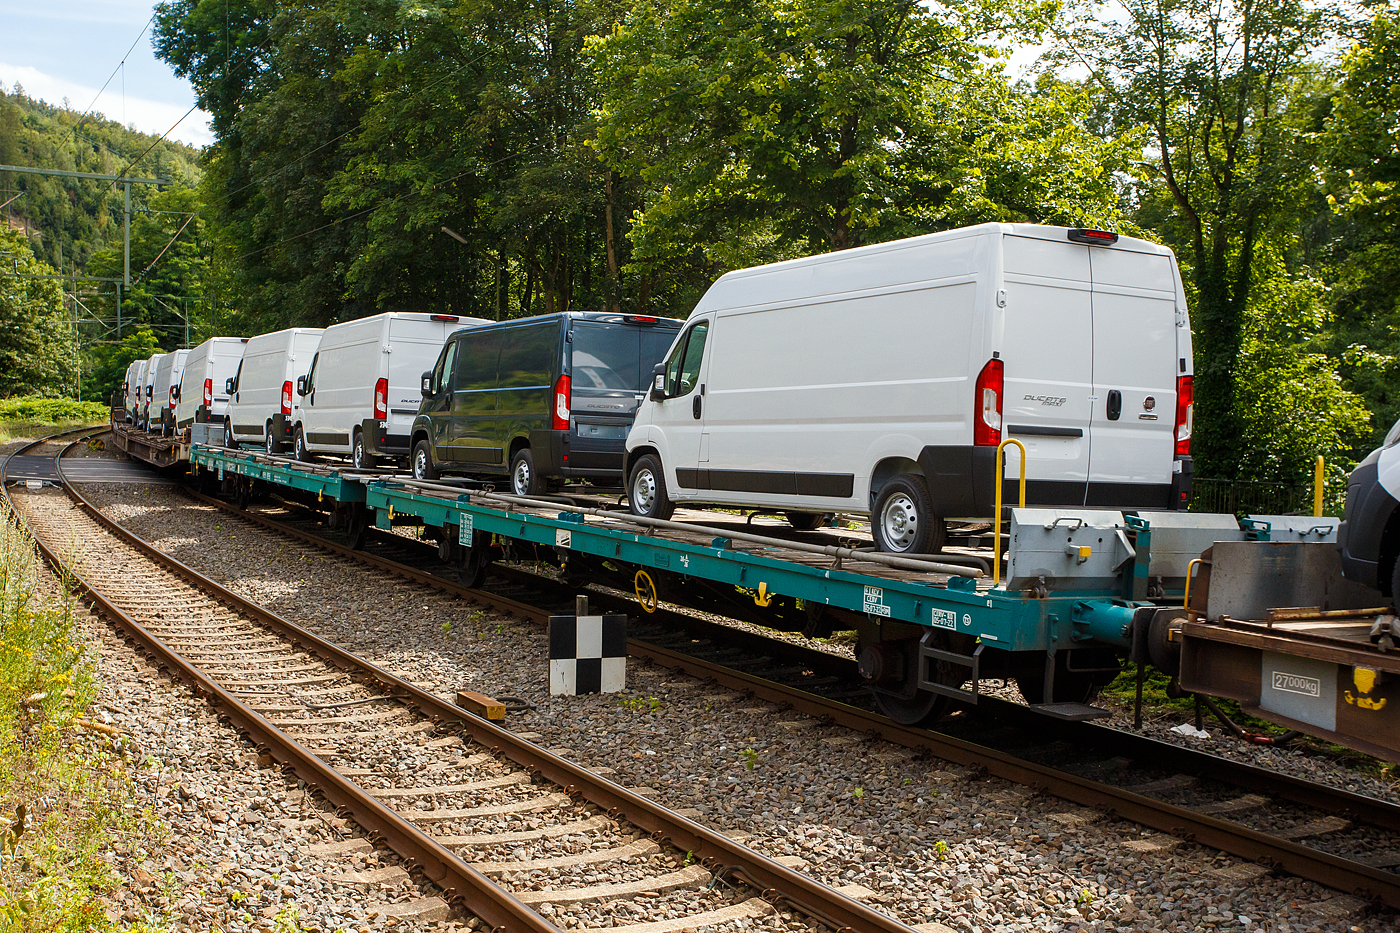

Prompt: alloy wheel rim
[880,492,918,551]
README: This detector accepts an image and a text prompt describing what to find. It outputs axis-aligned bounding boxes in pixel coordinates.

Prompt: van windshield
[571,325,647,390]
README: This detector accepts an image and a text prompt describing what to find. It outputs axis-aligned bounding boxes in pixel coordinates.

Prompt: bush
[0,397,108,426]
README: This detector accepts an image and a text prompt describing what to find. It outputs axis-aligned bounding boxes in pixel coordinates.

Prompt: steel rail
[29,436,918,933]
[175,482,1400,908]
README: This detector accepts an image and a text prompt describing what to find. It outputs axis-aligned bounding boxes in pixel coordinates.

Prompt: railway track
[156,462,1400,914]
[3,431,917,933]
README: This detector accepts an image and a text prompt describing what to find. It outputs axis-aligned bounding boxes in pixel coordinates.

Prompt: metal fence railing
[1189,478,1315,516]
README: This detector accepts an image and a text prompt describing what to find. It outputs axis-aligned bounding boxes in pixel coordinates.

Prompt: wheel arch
[626,445,660,480]
[868,456,925,511]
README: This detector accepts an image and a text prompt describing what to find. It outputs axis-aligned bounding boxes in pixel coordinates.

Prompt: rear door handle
[1106,389,1122,421]
[693,395,703,419]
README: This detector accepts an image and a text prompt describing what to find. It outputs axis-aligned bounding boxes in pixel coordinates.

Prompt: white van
[140,353,168,431]
[122,360,143,423]
[224,328,324,453]
[176,337,248,432]
[625,223,1195,553]
[152,349,191,436]
[291,312,486,468]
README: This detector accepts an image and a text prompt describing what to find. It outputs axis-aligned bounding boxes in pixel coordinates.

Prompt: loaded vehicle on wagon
[140,352,168,431]
[176,337,248,434]
[626,222,1195,553]
[292,312,487,468]
[411,312,683,495]
[224,328,324,453]
[153,349,190,437]
[122,360,144,424]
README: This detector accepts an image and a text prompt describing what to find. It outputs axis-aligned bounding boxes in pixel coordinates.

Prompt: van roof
[712,222,1175,286]
[451,311,684,333]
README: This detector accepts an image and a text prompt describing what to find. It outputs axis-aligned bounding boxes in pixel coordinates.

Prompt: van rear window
[571,325,641,391]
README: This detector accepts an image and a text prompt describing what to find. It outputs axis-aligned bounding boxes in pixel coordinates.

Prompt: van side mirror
[225,377,236,394]
[648,363,667,401]
[296,375,308,397]
[421,371,436,398]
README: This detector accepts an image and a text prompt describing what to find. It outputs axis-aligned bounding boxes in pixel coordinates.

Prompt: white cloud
[0,62,213,149]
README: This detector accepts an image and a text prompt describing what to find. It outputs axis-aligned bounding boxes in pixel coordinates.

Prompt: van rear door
[1085,247,1178,508]
[1000,236,1095,505]
[569,320,678,471]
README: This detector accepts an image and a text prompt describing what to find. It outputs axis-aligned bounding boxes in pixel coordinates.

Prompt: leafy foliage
[0,396,107,426]
[0,229,78,398]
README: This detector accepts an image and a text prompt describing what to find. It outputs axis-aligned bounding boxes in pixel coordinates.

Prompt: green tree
[1322,10,1400,451]
[1065,0,1338,480]
[0,228,79,397]
[83,327,161,406]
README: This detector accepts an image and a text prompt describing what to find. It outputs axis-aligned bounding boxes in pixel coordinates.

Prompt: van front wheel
[294,427,315,463]
[629,455,675,521]
[412,440,438,481]
[872,475,945,554]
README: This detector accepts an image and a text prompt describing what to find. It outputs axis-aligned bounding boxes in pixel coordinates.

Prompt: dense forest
[0,0,1396,492]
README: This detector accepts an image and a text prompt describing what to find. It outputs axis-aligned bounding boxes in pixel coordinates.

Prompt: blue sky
[0,0,213,148]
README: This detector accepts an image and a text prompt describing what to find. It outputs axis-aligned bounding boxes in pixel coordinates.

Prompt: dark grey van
[411,312,683,494]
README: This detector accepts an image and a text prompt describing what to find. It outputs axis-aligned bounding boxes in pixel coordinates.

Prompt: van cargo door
[1086,248,1178,508]
[1000,236,1094,506]
[570,323,648,472]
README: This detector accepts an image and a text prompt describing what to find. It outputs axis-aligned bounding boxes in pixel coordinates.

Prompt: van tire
[872,475,945,554]
[352,431,377,470]
[224,419,235,449]
[509,448,546,497]
[294,427,315,463]
[786,511,833,531]
[412,440,438,481]
[629,454,675,521]
[264,422,277,455]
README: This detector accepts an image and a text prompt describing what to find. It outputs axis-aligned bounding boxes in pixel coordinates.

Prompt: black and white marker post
[549,596,627,695]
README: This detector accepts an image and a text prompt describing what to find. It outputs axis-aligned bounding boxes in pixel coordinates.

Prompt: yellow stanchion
[1183,557,1202,612]
[1314,455,1325,517]
[993,437,1027,587]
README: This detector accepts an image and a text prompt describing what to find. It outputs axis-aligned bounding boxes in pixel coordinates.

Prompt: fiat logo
[1143,396,1156,411]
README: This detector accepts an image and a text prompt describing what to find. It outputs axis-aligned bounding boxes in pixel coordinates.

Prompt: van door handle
[1106,389,1122,421]
[693,395,703,420]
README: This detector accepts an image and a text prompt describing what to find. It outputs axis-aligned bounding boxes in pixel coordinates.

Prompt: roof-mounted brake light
[625,315,659,324]
[430,314,459,322]
[1067,228,1119,245]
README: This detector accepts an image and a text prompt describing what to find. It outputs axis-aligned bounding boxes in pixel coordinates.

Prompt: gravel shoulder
[78,480,1397,933]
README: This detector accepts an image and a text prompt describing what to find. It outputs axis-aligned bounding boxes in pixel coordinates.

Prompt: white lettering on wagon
[458,513,473,544]
[930,607,957,630]
[864,585,891,617]
[1272,671,1321,698]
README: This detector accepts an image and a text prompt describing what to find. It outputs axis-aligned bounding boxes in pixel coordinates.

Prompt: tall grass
[0,398,108,427]
[0,502,157,931]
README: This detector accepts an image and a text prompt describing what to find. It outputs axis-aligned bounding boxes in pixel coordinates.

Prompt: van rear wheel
[352,431,377,470]
[509,448,546,497]
[412,440,438,481]
[629,454,675,521]
[785,511,833,531]
[872,475,945,554]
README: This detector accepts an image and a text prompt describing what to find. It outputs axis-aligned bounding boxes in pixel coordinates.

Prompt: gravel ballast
[74,479,1399,932]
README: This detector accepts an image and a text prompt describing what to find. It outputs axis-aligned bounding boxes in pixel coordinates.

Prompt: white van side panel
[228,328,324,443]
[176,338,247,428]
[697,280,978,509]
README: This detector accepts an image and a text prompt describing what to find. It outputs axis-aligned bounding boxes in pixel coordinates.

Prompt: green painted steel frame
[192,447,1135,652]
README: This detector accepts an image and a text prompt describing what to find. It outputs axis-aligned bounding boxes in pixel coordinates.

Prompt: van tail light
[1175,375,1193,456]
[973,358,1004,446]
[374,378,388,419]
[170,387,177,409]
[281,380,293,415]
[552,375,571,430]
[203,378,213,406]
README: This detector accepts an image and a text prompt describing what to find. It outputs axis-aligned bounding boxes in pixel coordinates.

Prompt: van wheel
[872,475,945,554]
[352,431,377,470]
[264,422,277,455]
[509,448,545,497]
[224,419,235,449]
[785,511,833,531]
[629,454,675,521]
[412,440,438,481]
[294,427,315,462]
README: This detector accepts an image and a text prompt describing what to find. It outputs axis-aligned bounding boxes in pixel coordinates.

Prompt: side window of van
[666,321,709,398]
[498,324,555,388]
[232,361,242,393]
[456,330,504,392]
[434,341,458,395]
[305,353,318,395]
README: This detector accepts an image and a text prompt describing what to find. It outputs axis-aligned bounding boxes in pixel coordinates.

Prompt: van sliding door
[1000,236,1095,506]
